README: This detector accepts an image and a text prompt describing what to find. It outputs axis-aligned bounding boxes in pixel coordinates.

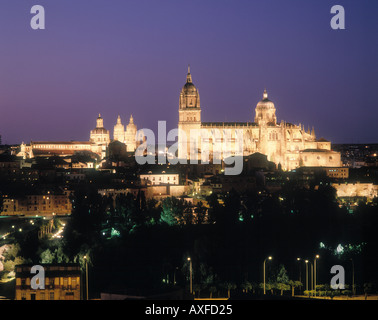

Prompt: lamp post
[310,262,313,292]
[350,258,355,296]
[296,258,302,283]
[314,255,319,296]
[297,258,304,294]
[84,255,88,300]
[263,256,273,295]
[187,257,192,294]
[305,260,309,292]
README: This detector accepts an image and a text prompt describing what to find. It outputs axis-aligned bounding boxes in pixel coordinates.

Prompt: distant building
[17,114,139,160]
[332,182,378,200]
[1,192,72,217]
[15,264,81,300]
[325,167,349,179]
[140,168,180,186]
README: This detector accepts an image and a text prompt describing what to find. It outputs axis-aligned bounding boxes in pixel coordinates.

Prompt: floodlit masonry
[17,114,139,160]
[177,66,342,171]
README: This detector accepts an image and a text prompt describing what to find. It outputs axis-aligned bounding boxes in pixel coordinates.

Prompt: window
[49,292,54,300]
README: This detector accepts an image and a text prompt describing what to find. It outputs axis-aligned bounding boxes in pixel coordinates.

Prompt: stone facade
[18,114,138,159]
[113,114,137,152]
[178,67,342,171]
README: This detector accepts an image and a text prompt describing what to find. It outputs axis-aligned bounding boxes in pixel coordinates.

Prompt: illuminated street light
[187,257,193,294]
[314,255,320,296]
[263,256,273,295]
[84,255,89,300]
[305,260,309,292]
[296,258,303,293]
[350,258,355,296]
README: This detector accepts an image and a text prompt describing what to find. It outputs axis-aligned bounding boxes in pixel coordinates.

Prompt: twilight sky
[0,0,377,145]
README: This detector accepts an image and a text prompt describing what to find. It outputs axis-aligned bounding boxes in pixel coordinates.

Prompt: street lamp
[310,262,313,292]
[305,260,309,292]
[350,258,355,296]
[84,255,88,300]
[263,256,273,295]
[297,258,304,294]
[314,255,319,296]
[187,257,193,294]
[296,258,302,283]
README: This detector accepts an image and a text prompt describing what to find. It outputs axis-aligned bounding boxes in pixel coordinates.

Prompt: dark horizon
[0,0,377,145]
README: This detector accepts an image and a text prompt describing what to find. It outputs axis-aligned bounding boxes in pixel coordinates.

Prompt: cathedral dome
[182,81,197,93]
[254,89,277,125]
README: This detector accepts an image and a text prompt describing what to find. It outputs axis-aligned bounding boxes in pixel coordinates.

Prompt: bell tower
[178,66,201,159]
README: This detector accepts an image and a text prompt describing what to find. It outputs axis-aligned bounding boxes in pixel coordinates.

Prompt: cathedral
[178,67,341,171]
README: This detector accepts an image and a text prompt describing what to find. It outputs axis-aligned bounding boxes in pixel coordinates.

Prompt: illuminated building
[1,193,72,217]
[15,264,81,300]
[17,114,139,160]
[178,67,342,171]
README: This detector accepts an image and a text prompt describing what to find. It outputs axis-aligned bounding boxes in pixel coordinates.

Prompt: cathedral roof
[301,149,337,153]
[202,122,258,127]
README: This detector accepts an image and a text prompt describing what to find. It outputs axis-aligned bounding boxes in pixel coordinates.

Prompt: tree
[160,197,186,225]
[1,244,28,281]
[259,282,274,295]
[289,280,303,296]
[241,280,253,294]
[221,281,237,298]
[40,248,54,264]
[276,264,290,296]
[194,201,207,224]
[209,286,217,299]
[193,283,203,298]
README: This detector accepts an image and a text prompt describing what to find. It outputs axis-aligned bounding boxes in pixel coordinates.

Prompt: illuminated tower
[125,114,137,152]
[113,115,125,142]
[254,89,277,126]
[90,114,110,158]
[178,66,201,159]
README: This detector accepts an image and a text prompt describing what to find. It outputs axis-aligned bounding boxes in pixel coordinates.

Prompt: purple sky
[0,0,377,145]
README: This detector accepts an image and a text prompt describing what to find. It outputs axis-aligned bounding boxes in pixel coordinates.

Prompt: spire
[311,126,315,137]
[96,114,104,128]
[186,64,192,83]
[117,115,122,124]
[129,114,134,124]
[263,89,268,100]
